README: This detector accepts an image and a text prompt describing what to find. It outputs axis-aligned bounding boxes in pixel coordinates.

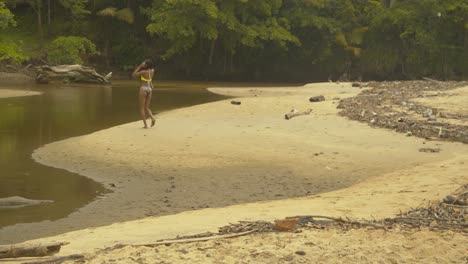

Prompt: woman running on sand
[132,59,156,128]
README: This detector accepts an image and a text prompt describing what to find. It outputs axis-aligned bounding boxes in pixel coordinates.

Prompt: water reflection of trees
[0,81,227,231]
[41,85,113,142]
[0,85,112,228]
[0,102,22,161]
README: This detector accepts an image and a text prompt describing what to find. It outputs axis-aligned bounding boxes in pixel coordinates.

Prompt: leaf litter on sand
[337,81,468,144]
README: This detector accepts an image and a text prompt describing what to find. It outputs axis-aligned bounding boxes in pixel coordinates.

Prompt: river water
[0,80,227,229]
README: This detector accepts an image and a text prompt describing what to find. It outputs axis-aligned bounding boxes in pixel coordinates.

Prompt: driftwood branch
[0,242,68,259]
[18,64,33,73]
[36,65,111,84]
[21,254,84,264]
[129,230,256,247]
[285,108,312,120]
[422,77,440,83]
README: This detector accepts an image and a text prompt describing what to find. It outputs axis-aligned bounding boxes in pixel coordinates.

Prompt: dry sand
[2,83,467,263]
[76,229,467,264]
[0,89,41,98]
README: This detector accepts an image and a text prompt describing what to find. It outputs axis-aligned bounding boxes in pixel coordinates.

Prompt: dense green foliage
[59,0,90,18]
[47,36,98,65]
[0,2,15,29]
[144,0,300,58]
[363,0,468,79]
[1,0,467,81]
[0,40,28,63]
[0,1,27,64]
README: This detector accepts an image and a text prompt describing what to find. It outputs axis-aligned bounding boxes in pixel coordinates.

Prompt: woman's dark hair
[144,59,154,69]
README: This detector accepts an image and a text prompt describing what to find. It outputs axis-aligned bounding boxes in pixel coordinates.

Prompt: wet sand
[2,82,467,263]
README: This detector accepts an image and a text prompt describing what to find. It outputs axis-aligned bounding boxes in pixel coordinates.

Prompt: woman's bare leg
[139,90,148,128]
[145,92,155,127]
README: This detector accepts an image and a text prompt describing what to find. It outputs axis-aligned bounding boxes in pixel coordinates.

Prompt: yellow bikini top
[141,75,152,82]
[140,70,153,82]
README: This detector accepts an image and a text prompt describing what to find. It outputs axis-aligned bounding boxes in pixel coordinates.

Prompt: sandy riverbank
[2,82,467,263]
[0,89,41,98]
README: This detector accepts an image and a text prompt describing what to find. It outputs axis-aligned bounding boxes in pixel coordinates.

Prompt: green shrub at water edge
[47,36,99,65]
[0,40,28,64]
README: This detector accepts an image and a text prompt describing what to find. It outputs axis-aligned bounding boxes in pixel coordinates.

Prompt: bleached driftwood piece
[285,108,312,120]
[0,196,53,209]
[36,65,111,84]
[0,242,68,259]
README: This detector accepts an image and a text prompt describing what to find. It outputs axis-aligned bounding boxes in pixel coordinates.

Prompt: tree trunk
[208,39,216,65]
[104,19,113,68]
[36,0,44,49]
[230,52,234,73]
[104,39,110,67]
[462,20,468,79]
[47,0,51,25]
[382,0,396,8]
[223,48,227,74]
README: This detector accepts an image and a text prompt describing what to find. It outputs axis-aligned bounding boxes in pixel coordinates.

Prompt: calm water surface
[0,80,228,228]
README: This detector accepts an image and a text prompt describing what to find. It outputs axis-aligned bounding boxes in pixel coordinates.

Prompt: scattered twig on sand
[219,221,273,234]
[128,230,257,247]
[21,254,84,264]
[418,147,441,153]
[441,203,468,208]
[84,185,467,264]
[127,184,466,250]
[286,215,386,230]
[337,80,468,144]
[383,185,467,231]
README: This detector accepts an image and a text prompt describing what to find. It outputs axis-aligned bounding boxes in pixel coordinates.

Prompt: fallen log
[35,65,111,84]
[0,196,54,209]
[285,108,312,120]
[0,242,68,259]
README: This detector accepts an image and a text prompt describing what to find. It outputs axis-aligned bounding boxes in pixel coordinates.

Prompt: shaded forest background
[0,0,467,82]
